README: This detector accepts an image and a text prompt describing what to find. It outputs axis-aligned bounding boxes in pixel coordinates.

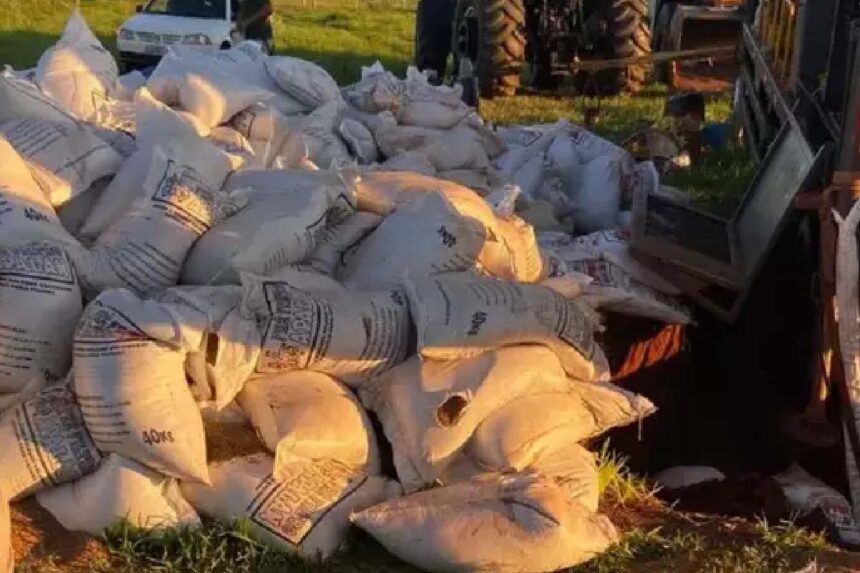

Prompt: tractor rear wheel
[590,0,651,95]
[452,0,526,98]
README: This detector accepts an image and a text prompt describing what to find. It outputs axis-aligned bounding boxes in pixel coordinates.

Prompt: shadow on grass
[0,29,120,69]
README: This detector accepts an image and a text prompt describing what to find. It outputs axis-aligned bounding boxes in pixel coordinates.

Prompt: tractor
[414,0,748,97]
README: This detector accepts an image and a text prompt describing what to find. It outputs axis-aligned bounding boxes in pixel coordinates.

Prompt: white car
[116,0,253,71]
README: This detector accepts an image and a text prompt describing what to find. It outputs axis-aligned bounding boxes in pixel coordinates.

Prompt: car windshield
[143,0,226,19]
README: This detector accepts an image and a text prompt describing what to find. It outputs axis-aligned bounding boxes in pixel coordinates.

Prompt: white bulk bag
[35,11,118,122]
[571,155,622,233]
[181,453,398,560]
[359,347,573,491]
[0,381,101,499]
[774,464,860,546]
[56,178,107,238]
[355,170,486,215]
[550,256,692,324]
[380,152,438,177]
[181,168,357,285]
[411,133,492,173]
[0,243,83,411]
[339,192,486,290]
[190,308,259,410]
[238,371,380,476]
[471,384,656,472]
[135,87,210,146]
[352,472,618,573]
[0,70,78,125]
[534,177,577,220]
[441,444,600,512]
[0,137,90,247]
[76,145,153,243]
[156,285,259,410]
[264,56,340,108]
[405,272,606,382]
[231,103,306,168]
[301,211,381,275]
[511,152,549,199]
[208,126,257,166]
[496,123,562,177]
[149,43,306,116]
[397,96,472,130]
[354,172,544,283]
[73,289,210,483]
[302,101,351,169]
[563,122,638,195]
[338,118,378,164]
[111,70,147,101]
[73,140,244,297]
[37,453,200,535]
[436,169,494,194]
[178,71,268,129]
[0,117,122,204]
[241,269,411,387]
[539,230,681,295]
[0,486,9,573]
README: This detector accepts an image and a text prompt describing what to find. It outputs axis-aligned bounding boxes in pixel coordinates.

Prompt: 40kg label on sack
[248,459,366,547]
[247,275,411,387]
[73,290,211,483]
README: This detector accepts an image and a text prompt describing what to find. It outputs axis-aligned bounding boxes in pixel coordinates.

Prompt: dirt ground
[10,492,860,573]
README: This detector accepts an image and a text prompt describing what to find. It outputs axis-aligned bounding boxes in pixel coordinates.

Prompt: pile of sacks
[0,11,689,573]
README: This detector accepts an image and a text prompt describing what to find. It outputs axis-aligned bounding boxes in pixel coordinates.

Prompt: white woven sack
[405,272,607,382]
[0,380,101,500]
[354,172,544,283]
[351,472,618,573]
[73,289,211,484]
[0,243,83,412]
[37,453,200,535]
[238,371,380,476]
[471,384,657,472]
[135,87,210,146]
[73,140,244,297]
[338,118,378,164]
[359,346,573,491]
[35,11,118,122]
[178,71,268,129]
[164,286,260,410]
[241,269,411,387]
[300,211,381,276]
[302,101,351,169]
[0,117,122,204]
[264,56,340,108]
[339,191,486,290]
[0,70,78,125]
[181,453,398,560]
[538,230,681,295]
[0,136,77,247]
[181,168,357,285]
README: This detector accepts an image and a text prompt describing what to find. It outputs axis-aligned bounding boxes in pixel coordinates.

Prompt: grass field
[0,0,731,130]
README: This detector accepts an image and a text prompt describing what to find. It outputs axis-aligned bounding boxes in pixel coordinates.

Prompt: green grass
[575,520,830,573]
[597,441,658,504]
[663,144,756,217]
